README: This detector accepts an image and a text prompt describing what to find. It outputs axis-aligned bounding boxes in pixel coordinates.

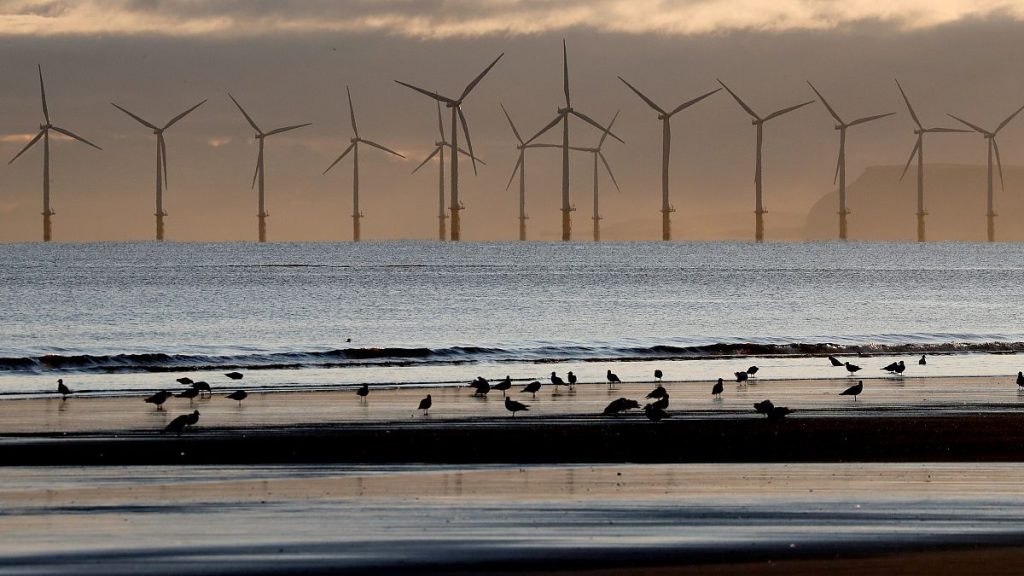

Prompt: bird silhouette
[227,390,248,406]
[550,371,566,390]
[356,383,369,400]
[828,355,843,367]
[225,372,244,380]
[145,390,172,410]
[186,410,200,428]
[418,394,432,415]
[606,369,621,388]
[735,371,749,383]
[505,396,529,417]
[646,385,667,399]
[845,362,861,375]
[57,379,71,400]
[894,361,906,376]
[567,371,577,390]
[602,398,640,415]
[651,394,669,410]
[919,355,927,365]
[644,404,670,421]
[654,369,663,382]
[175,387,200,404]
[470,377,490,397]
[882,361,900,373]
[746,366,759,377]
[753,399,775,415]
[523,381,542,398]
[164,414,190,436]
[1017,372,1024,388]
[493,376,512,396]
[712,378,724,397]
[767,406,793,421]
[191,381,212,397]
[841,380,864,400]
[176,377,194,386]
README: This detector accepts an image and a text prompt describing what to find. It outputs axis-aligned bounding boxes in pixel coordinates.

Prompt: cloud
[0,0,1022,38]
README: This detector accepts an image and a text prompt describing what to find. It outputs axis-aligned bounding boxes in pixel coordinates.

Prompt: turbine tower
[806,82,893,241]
[111,99,207,241]
[947,104,1024,242]
[718,80,814,243]
[323,87,405,242]
[412,102,484,241]
[618,76,719,241]
[229,93,311,243]
[524,40,624,241]
[895,79,968,243]
[500,103,557,241]
[9,65,102,242]
[396,53,504,241]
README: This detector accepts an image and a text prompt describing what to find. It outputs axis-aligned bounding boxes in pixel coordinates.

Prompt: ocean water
[1,241,1023,395]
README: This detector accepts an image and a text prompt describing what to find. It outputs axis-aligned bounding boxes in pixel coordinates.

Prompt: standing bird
[550,371,566,390]
[145,390,172,410]
[735,371,749,383]
[654,369,663,382]
[1017,371,1024,388]
[919,355,927,365]
[493,376,512,396]
[505,396,529,417]
[651,394,669,410]
[225,372,244,380]
[712,378,724,397]
[226,390,248,406]
[164,414,190,436]
[602,398,640,415]
[841,380,864,400]
[567,371,577,390]
[644,404,670,421]
[191,381,212,397]
[175,387,200,404]
[746,366,759,377]
[882,361,900,373]
[828,355,843,367]
[523,381,542,398]
[356,383,369,401]
[56,379,71,400]
[176,377,194,386]
[186,410,200,428]
[470,377,490,397]
[844,362,861,375]
[606,370,621,388]
[893,361,906,376]
[646,385,667,399]
[418,394,432,415]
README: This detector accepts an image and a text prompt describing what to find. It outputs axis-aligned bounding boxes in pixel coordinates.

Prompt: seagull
[550,372,566,390]
[191,381,212,397]
[712,378,724,397]
[753,399,775,415]
[606,370,621,388]
[746,366,759,377]
[356,383,369,401]
[767,406,794,421]
[735,371,749,383]
[176,377,194,386]
[523,381,542,398]
[418,394,432,415]
[654,369,663,382]
[828,355,843,367]
[164,414,190,436]
[505,397,529,417]
[845,362,861,375]
[882,361,900,373]
[644,404,670,421]
[470,377,490,397]
[175,387,200,404]
[602,398,640,415]
[144,390,172,410]
[57,379,71,400]
[651,394,669,411]
[1017,371,1024,388]
[919,355,927,365]
[646,385,667,399]
[186,410,200,428]
[493,376,512,396]
[226,390,248,406]
[225,372,244,380]
[841,380,864,400]
[567,371,577,390]
[894,361,906,376]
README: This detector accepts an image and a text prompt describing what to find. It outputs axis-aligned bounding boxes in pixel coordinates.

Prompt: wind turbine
[323,86,405,242]
[396,52,504,241]
[618,76,720,241]
[895,79,969,242]
[718,80,814,243]
[111,99,207,241]
[806,82,893,241]
[524,40,624,242]
[9,65,102,242]
[500,103,560,241]
[228,93,311,243]
[411,102,484,241]
[947,103,1024,242]
[572,110,621,242]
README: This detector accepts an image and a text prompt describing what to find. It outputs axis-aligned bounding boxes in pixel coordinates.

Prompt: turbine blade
[229,94,262,134]
[847,112,895,127]
[436,101,446,141]
[571,110,625,144]
[459,53,504,102]
[617,76,666,115]
[252,145,263,189]
[159,134,169,189]
[599,151,620,192]
[833,149,841,185]
[323,142,355,175]
[562,39,570,107]
[346,86,359,138]
[266,123,311,136]
[996,103,1024,134]
[500,102,523,144]
[717,79,760,120]
[361,139,405,158]
[993,137,1006,190]
[163,99,207,130]
[111,103,159,130]
[412,146,441,174]
[598,110,620,148]
[50,125,102,150]
[947,114,987,134]
[894,79,922,129]
[8,130,44,164]
[38,65,49,124]
[506,153,523,191]
[525,143,563,149]
[924,127,970,133]
[900,137,921,182]
[524,114,562,145]
[806,81,843,124]
[764,100,815,122]
[395,80,455,105]
[456,146,484,164]
[458,108,478,175]
[668,87,722,117]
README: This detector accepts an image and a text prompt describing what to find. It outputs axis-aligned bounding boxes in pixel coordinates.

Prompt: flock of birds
[48,352,1024,435]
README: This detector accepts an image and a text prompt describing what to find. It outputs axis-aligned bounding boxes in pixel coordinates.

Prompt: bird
[644,404,670,421]
[191,381,212,397]
[767,406,794,421]
[175,387,200,404]
[493,376,512,396]
[606,369,621,388]
[225,372,244,380]
[186,410,200,427]
[919,355,927,365]
[1017,371,1024,388]
[567,371,577,390]
[602,398,640,415]
[176,377,194,386]
[523,381,542,398]
[893,361,906,376]
[654,369,663,382]
[828,355,843,367]
[746,366,759,377]
[550,372,566,390]
[712,378,724,397]
[646,385,667,399]
[145,390,172,410]
[505,397,529,417]
[227,390,248,406]
[841,380,864,400]
[882,361,900,373]
[845,362,861,375]
[753,399,775,415]
[470,377,490,397]
[735,371,749,383]
[356,383,369,400]
[164,414,190,436]
[651,394,669,411]
[418,394,432,415]
[56,379,71,400]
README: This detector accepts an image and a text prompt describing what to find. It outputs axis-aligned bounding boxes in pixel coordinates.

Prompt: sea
[1,241,1023,396]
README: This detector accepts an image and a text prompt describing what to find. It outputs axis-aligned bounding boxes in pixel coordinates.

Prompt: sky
[2,0,1024,242]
